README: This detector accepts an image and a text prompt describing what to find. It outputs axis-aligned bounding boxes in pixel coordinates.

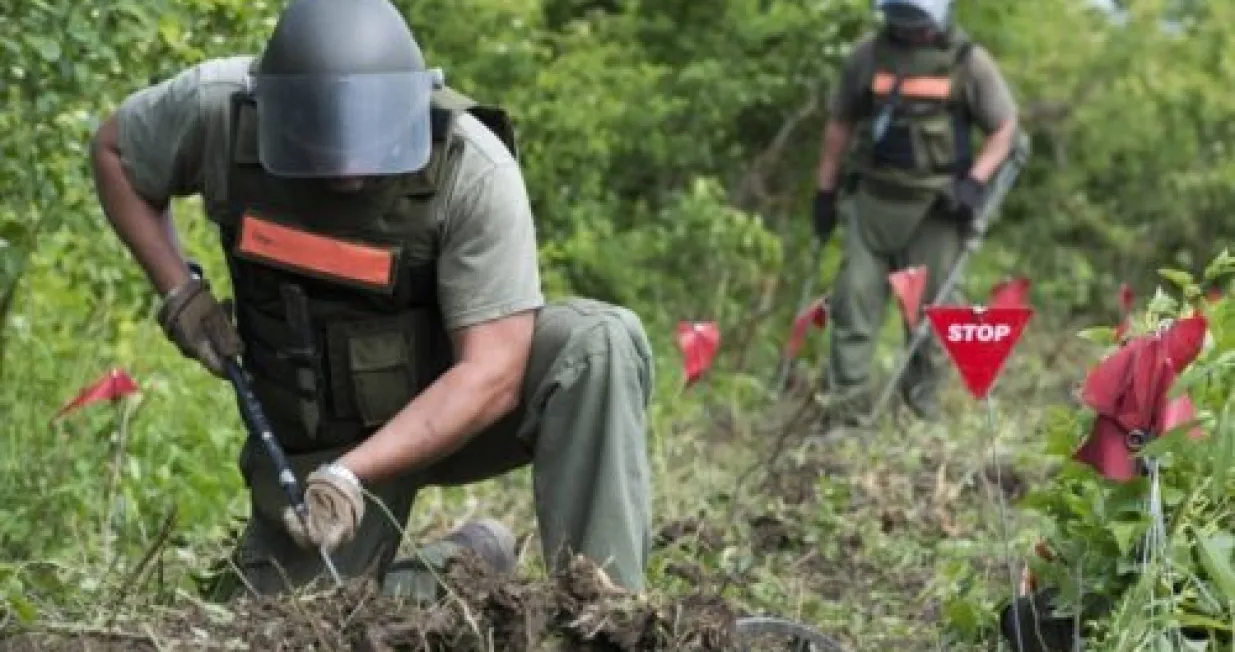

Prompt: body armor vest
[208,85,518,454]
[849,28,975,196]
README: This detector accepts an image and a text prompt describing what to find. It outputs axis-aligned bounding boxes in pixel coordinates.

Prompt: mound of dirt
[1,554,744,652]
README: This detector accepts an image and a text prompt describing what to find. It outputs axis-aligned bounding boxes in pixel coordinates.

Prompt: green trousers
[825,208,963,419]
[214,296,654,598]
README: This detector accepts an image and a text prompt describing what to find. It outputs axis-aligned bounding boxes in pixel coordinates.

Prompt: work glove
[813,189,838,243]
[157,276,243,378]
[283,462,366,553]
[950,176,986,236]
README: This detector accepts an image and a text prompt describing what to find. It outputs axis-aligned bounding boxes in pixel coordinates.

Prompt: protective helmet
[875,0,953,35]
[252,0,444,178]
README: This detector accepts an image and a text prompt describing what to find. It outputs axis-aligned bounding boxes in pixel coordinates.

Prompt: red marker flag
[925,306,1033,399]
[52,367,140,422]
[888,266,929,328]
[1074,315,1208,481]
[989,276,1031,309]
[676,321,721,386]
[783,297,828,359]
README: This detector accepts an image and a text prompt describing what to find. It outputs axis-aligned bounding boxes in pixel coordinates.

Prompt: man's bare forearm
[90,116,190,296]
[968,117,1018,184]
[815,119,853,191]
[338,359,522,482]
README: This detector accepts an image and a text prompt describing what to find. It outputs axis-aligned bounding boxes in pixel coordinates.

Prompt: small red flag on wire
[783,298,828,360]
[52,367,139,422]
[888,266,929,328]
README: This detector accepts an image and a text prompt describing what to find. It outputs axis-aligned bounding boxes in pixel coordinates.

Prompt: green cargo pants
[825,195,964,421]
[213,296,654,599]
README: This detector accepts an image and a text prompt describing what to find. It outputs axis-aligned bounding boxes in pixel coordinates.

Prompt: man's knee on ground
[535,298,653,404]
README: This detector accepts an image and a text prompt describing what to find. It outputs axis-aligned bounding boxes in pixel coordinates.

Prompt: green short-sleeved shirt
[828,32,1017,133]
[113,55,545,332]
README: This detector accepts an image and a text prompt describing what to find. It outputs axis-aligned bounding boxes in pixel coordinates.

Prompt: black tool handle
[223,358,310,521]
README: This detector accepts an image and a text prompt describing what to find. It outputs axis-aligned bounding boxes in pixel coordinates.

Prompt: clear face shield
[253,67,446,179]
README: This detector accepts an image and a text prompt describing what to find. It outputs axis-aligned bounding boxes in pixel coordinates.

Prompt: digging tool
[223,357,345,586]
[736,615,847,651]
[865,129,1033,424]
[184,262,344,585]
[773,238,826,394]
[184,262,343,585]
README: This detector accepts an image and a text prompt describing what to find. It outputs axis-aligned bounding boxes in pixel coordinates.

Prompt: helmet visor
[876,0,950,32]
[254,70,437,178]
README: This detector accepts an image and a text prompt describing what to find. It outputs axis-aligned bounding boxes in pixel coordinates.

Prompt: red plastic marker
[784,298,828,359]
[989,276,1031,309]
[925,306,1033,399]
[676,321,721,386]
[1073,315,1207,481]
[889,266,929,329]
[52,367,140,422]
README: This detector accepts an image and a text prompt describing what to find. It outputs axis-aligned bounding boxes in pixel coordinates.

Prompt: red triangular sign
[925,307,1033,399]
[888,266,929,328]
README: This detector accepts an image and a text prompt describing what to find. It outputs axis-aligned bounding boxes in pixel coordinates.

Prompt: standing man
[811,0,1020,427]
[88,0,654,599]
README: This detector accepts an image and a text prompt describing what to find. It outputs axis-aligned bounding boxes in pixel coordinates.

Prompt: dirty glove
[157,276,243,378]
[283,462,366,553]
[813,189,837,243]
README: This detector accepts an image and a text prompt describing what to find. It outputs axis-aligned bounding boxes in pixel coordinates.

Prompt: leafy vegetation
[5,0,1235,649]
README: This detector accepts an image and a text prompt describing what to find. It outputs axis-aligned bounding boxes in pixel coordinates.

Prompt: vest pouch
[911,117,957,174]
[327,316,419,428]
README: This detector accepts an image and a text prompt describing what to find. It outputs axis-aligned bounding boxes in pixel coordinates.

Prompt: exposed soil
[0,553,742,652]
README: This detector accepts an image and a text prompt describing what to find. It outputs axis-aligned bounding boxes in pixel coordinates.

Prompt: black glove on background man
[951,176,986,235]
[813,189,837,244]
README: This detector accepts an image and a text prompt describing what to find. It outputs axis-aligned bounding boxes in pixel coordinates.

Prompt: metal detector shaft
[223,358,344,586]
[773,238,825,393]
[867,233,980,422]
[866,130,1032,423]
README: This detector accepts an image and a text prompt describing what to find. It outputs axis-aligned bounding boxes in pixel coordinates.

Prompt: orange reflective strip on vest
[872,72,952,99]
[237,214,396,289]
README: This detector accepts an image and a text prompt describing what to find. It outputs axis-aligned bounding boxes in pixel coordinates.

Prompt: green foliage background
[5,0,1235,649]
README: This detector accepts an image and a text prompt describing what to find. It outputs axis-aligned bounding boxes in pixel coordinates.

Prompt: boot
[380,518,517,602]
[901,382,941,424]
[820,392,872,430]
